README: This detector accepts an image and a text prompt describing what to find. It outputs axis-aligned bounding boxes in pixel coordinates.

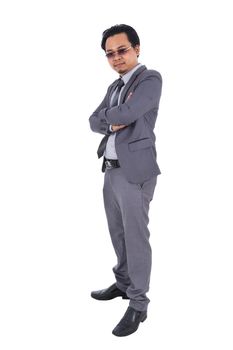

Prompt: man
[89,24,162,337]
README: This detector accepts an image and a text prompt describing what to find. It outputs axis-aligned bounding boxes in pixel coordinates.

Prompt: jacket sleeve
[97,72,162,126]
[89,86,113,135]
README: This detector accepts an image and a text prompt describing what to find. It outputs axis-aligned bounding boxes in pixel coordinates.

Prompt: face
[105,32,140,75]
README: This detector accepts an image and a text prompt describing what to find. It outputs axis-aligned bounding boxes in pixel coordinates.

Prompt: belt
[105,158,120,170]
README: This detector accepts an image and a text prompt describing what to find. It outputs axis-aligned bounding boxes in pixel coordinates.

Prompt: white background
[0,0,233,349]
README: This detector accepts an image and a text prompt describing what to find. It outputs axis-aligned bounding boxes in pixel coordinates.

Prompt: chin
[115,66,128,74]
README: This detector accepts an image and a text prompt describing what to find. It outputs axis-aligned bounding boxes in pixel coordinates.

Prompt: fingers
[112,124,127,132]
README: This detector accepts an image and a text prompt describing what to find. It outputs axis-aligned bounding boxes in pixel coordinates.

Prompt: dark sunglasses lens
[106,47,129,58]
[106,52,114,58]
[118,49,126,55]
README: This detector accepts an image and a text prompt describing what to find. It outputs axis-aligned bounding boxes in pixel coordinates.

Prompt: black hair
[101,24,140,51]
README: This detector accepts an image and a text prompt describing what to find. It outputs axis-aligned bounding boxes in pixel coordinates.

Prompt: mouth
[114,63,125,68]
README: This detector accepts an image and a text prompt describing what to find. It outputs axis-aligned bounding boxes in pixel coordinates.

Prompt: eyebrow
[106,45,127,52]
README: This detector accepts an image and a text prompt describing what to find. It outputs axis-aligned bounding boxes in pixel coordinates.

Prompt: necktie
[110,78,125,108]
[97,78,125,159]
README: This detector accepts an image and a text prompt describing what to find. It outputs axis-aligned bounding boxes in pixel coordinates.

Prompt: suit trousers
[103,166,157,311]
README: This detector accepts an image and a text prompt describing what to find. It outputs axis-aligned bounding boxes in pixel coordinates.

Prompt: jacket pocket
[128,138,152,152]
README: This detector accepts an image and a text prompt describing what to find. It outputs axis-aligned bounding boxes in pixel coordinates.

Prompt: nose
[113,54,122,63]
[112,51,124,60]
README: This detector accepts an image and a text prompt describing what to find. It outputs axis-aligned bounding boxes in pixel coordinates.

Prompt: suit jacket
[89,65,162,184]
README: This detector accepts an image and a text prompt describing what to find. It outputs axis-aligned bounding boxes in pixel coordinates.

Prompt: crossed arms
[89,72,162,135]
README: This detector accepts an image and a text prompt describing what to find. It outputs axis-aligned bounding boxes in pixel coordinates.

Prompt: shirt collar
[120,63,142,85]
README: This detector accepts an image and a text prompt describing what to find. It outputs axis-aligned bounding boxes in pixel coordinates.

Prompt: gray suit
[89,65,162,184]
[89,65,162,311]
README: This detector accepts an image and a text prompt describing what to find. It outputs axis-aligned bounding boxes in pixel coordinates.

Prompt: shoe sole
[91,294,129,301]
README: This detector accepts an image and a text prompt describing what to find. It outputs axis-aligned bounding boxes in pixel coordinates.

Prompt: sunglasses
[105,45,132,59]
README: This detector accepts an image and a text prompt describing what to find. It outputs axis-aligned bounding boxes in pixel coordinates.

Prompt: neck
[120,63,139,77]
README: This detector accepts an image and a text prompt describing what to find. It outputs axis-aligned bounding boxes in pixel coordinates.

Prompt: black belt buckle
[105,159,120,170]
[105,160,113,170]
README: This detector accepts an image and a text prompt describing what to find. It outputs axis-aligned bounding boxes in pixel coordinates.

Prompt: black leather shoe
[91,283,129,301]
[112,306,147,337]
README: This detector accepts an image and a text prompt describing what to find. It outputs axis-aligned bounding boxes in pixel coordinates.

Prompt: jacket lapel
[119,65,147,104]
[107,65,147,107]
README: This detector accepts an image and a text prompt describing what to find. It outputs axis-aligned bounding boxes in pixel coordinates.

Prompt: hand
[111,124,127,132]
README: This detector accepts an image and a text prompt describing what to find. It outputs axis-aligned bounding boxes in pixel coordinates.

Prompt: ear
[135,45,140,57]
